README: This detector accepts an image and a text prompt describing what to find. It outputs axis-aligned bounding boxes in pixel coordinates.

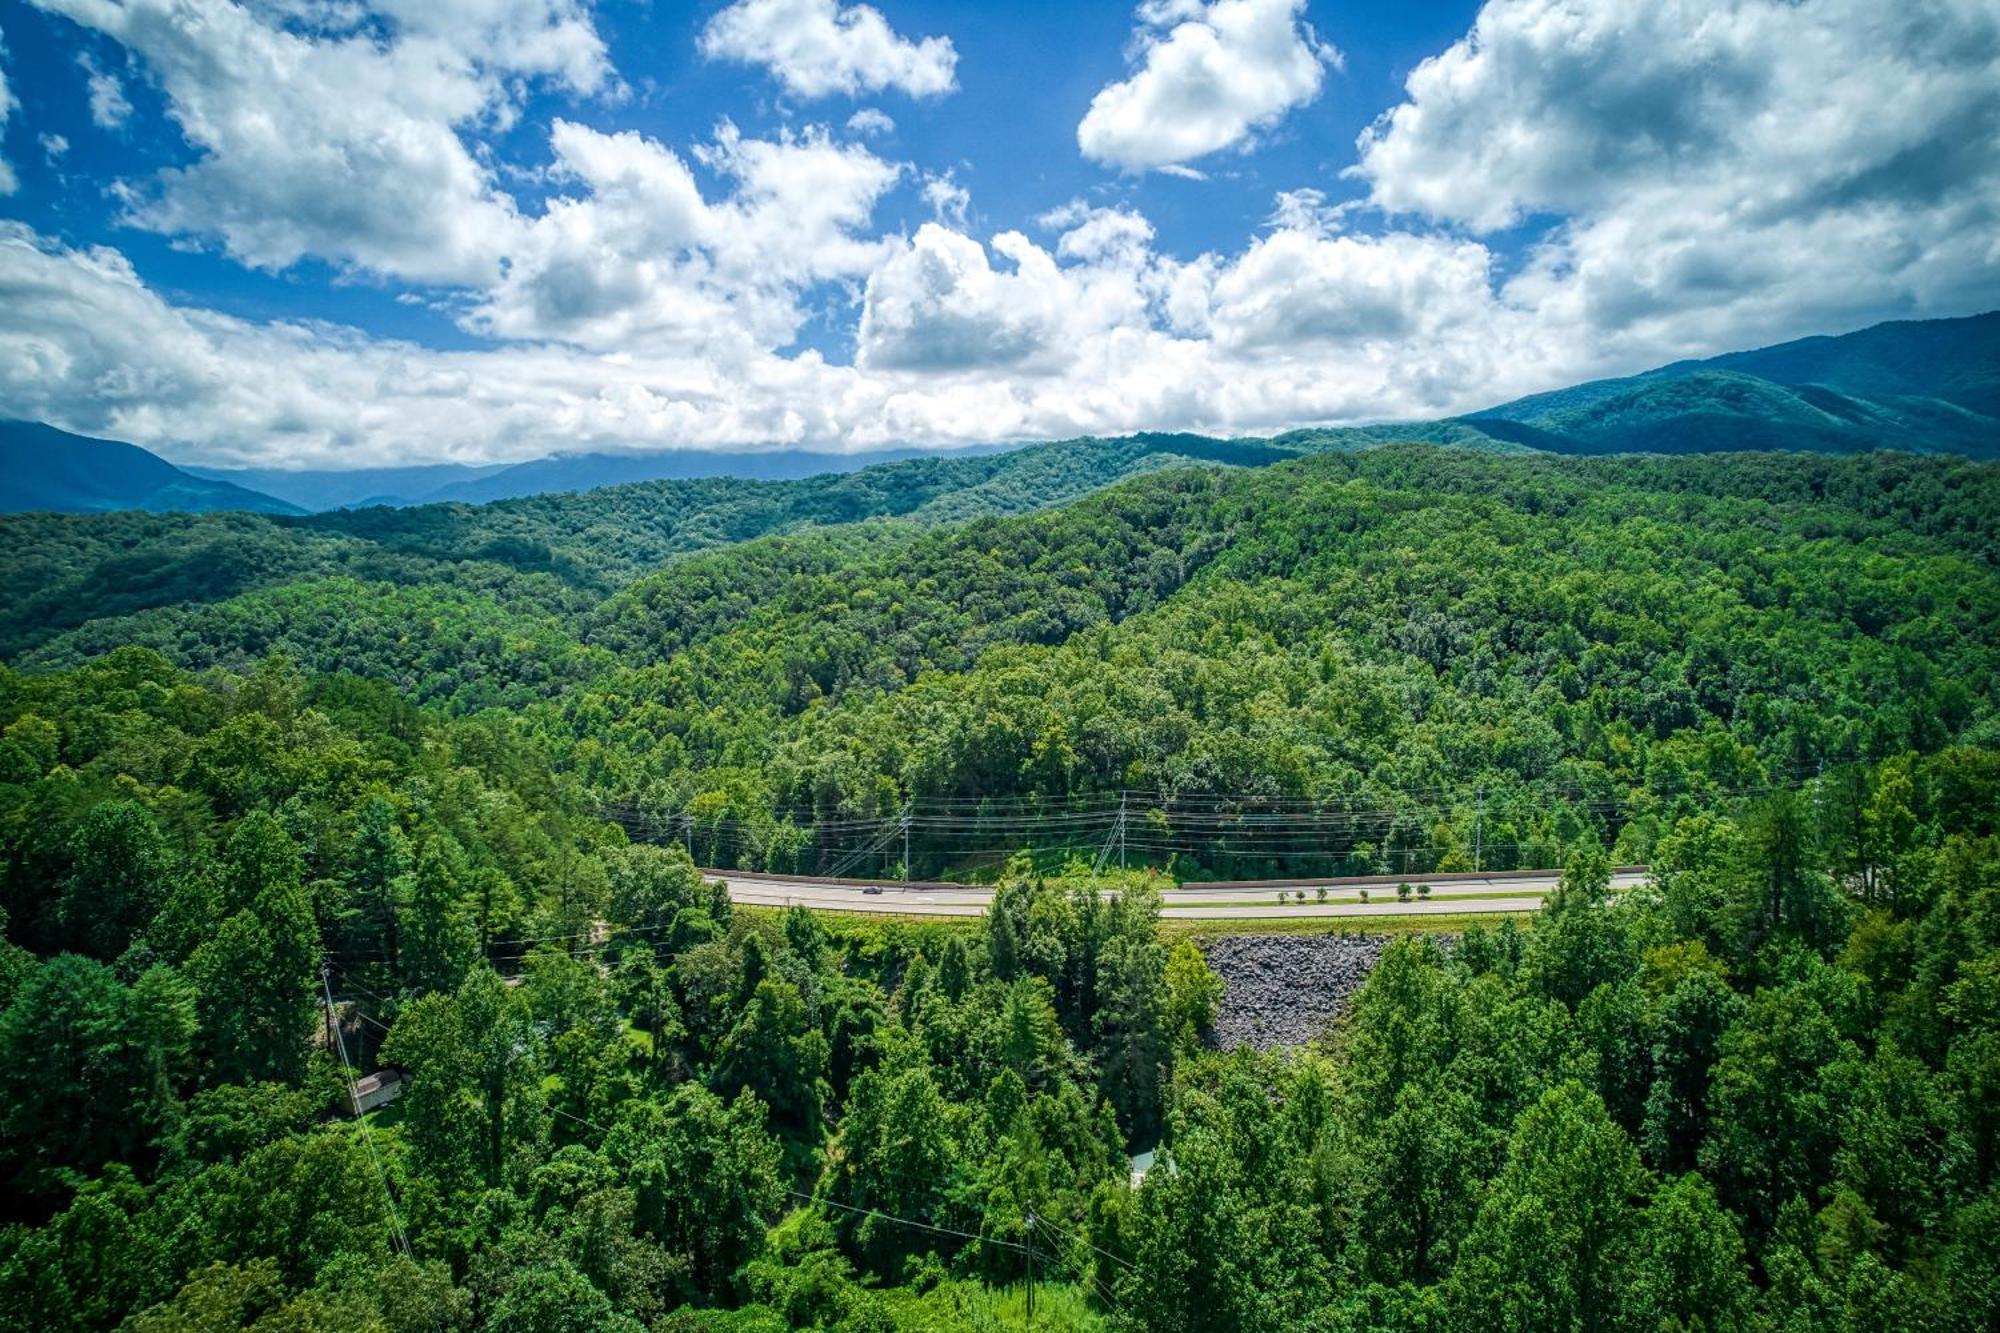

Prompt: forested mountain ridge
[543,449,2000,877]
[9,446,1995,885]
[11,309,1998,528]
[1469,310,2000,457]
[0,433,1265,666]
[0,422,301,516]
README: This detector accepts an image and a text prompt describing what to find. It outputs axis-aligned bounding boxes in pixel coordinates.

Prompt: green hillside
[13,446,1997,882]
[1478,369,2000,457]
[1698,308,2000,415]
[0,433,1266,664]
[3,442,1998,1332]
[1473,310,2000,457]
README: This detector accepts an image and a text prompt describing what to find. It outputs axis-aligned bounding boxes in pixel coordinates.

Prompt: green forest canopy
[5,446,1994,881]
[1,441,1998,1327]
[0,645,1997,1329]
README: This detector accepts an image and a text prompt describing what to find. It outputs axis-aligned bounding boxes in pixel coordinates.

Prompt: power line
[602,775,1821,850]
[1033,1214,1123,1312]
[789,1189,1036,1258]
[599,764,1833,832]
[524,1080,1048,1256]
[1030,1208,1134,1273]
[320,964,412,1260]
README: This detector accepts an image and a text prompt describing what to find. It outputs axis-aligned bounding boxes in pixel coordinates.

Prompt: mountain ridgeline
[0,422,303,516]
[6,310,1996,521]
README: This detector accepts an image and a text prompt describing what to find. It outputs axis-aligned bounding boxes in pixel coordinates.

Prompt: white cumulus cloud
[858,224,1070,371]
[700,0,957,100]
[846,107,895,136]
[1351,0,2000,362]
[78,52,132,127]
[4,0,1999,469]
[34,0,609,285]
[0,35,18,195]
[1078,0,1335,173]
[468,119,903,353]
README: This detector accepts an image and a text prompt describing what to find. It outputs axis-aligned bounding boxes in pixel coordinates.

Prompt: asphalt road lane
[710,870,1648,918]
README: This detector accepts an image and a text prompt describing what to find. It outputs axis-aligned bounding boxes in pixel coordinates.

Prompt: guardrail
[700,868,973,890]
[1192,865,1648,890]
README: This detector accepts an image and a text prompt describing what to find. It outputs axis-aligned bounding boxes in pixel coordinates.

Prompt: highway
[707,869,1650,919]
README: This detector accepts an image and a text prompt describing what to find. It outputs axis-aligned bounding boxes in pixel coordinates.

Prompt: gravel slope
[1198,934,1396,1050]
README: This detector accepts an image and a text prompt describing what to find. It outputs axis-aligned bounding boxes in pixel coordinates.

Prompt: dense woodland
[1,651,1998,1329]
[7,447,1995,880]
[1,441,1998,1329]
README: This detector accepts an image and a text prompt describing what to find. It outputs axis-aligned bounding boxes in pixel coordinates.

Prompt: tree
[1862,760,1920,908]
[1730,792,1849,962]
[483,1258,643,1333]
[610,1083,781,1300]
[1700,979,1855,1236]
[712,976,829,1147]
[999,975,1071,1092]
[1624,1173,1756,1332]
[823,1066,959,1276]
[186,875,320,1086]
[1830,1040,1955,1267]
[606,843,706,937]
[345,795,410,967]
[459,963,548,1175]
[0,956,195,1184]
[382,966,543,1192]
[378,990,482,1195]
[1577,979,1651,1135]
[1640,966,1745,1172]
[1525,847,1637,1009]
[1343,936,1457,1120]
[1356,1079,1485,1286]
[1448,1082,1644,1333]
[121,1259,294,1333]
[399,834,477,995]
[1095,888,1169,1145]
[60,800,173,961]
[216,811,306,919]
[0,1163,167,1328]
[1163,937,1224,1054]
[204,1129,403,1286]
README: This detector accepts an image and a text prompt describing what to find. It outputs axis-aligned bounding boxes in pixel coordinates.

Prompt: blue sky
[0,0,1995,468]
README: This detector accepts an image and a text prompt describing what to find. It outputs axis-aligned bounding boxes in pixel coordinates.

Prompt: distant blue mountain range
[0,422,303,515]
[8,310,1997,516]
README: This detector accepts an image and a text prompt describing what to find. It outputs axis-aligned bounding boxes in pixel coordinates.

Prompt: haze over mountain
[177,462,514,512]
[183,448,1012,511]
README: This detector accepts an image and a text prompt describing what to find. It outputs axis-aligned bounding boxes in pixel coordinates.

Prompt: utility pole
[1474,786,1484,873]
[902,802,912,881]
[320,959,338,1058]
[1118,792,1127,872]
[682,811,693,859]
[1025,1209,1036,1326]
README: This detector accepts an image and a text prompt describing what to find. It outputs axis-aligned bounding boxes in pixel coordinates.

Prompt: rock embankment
[1197,933,1393,1051]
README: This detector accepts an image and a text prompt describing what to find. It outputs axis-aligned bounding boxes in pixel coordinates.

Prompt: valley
[5,1,2000,1326]
[1,314,1996,1331]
